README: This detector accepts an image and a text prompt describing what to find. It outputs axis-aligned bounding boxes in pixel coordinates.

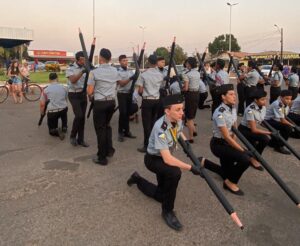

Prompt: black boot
[161,211,183,231]
[127,172,141,186]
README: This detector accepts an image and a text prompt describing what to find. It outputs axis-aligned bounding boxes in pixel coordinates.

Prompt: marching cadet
[286,66,299,100]
[288,88,300,138]
[116,55,138,142]
[211,59,229,115]
[87,48,121,165]
[288,87,300,125]
[238,90,272,170]
[136,55,164,153]
[127,94,201,231]
[182,57,200,142]
[236,63,246,116]
[265,90,294,154]
[210,84,259,196]
[241,60,260,107]
[66,51,89,147]
[157,56,168,118]
[40,73,68,140]
[269,63,284,104]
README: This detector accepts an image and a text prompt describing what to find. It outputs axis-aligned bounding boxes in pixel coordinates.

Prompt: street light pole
[139,25,146,69]
[274,24,283,63]
[227,2,238,52]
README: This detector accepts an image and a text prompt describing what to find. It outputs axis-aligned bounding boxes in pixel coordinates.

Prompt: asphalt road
[0,90,300,246]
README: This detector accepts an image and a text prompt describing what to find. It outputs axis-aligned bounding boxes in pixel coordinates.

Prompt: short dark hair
[280,89,292,97]
[148,54,157,65]
[157,56,165,62]
[210,62,216,68]
[238,63,244,69]
[291,66,297,73]
[216,59,225,69]
[119,55,127,61]
[49,72,58,81]
[186,57,197,69]
[248,60,256,69]
[100,48,112,60]
[75,51,84,61]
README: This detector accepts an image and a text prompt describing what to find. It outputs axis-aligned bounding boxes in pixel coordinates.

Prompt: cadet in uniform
[241,60,260,107]
[265,90,294,154]
[288,87,300,125]
[127,94,201,231]
[238,90,272,170]
[40,73,68,140]
[157,56,168,118]
[182,57,200,142]
[286,66,299,100]
[117,55,138,142]
[66,51,89,147]
[198,75,209,109]
[288,88,300,138]
[87,48,121,165]
[270,63,284,104]
[210,84,256,196]
[136,55,164,153]
[211,59,229,114]
[236,63,246,116]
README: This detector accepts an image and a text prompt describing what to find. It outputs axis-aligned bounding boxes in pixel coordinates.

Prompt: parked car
[260,65,274,76]
[45,61,60,72]
[27,61,45,71]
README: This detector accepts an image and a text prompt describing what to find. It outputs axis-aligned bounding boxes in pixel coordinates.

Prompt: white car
[260,65,274,76]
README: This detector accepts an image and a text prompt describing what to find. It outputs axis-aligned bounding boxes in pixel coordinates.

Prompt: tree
[208,34,241,55]
[155,44,187,65]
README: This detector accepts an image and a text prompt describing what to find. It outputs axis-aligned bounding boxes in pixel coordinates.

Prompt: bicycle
[0,85,9,103]
[3,78,42,102]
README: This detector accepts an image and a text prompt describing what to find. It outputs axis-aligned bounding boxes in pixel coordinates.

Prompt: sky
[1,0,300,56]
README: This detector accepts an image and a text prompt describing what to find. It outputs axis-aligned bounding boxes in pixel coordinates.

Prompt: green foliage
[208,34,241,55]
[155,44,188,65]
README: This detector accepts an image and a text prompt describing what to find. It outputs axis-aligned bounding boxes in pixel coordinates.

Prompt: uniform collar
[164,115,179,129]
[221,102,233,112]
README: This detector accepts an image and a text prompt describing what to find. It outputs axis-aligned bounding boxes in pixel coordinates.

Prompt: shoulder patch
[158,132,166,139]
[217,114,223,119]
[161,121,168,131]
[247,110,253,114]
[218,107,226,113]
[250,104,256,109]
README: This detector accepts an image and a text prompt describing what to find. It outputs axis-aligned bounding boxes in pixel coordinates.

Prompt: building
[28,50,75,64]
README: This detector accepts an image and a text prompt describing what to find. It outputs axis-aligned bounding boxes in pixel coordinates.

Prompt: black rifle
[165,37,176,91]
[78,29,93,93]
[138,42,146,67]
[232,127,300,207]
[129,50,141,94]
[171,58,183,90]
[268,55,278,78]
[178,136,244,230]
[228,53,241,78]
[286,116,300,134]
[196,51,215,87]
[262,120,300,160]
[38,99,49,126]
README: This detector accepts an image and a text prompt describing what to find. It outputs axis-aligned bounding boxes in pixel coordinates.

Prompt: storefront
[28,50,75,64]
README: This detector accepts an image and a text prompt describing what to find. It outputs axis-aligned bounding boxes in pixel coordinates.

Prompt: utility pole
[274,24,283,63]
[227,2,239,52]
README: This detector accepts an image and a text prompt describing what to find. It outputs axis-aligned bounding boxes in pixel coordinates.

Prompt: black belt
[211,137,227,145]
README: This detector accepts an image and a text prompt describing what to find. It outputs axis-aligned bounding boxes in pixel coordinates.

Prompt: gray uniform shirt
[215,70,229,86]
[265,98,289,122]
[66,63,86,90]
[240,102,266,127]
[135,67,164,98]
[182,68,201,90]
[117,67,133,93]
[147,115,183,156]
[158,67,168,88]
[170,81,181,95]
[199,80,207,93]
[288,73,299,88]
[212,103,237,138]
[271,71,284,87]
[88,64,121,100]
[40,82,68,110]
[290,95,300,114]
[245,69,259,87]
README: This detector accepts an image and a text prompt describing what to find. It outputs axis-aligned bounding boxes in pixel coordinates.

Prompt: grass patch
[0,71,67,84]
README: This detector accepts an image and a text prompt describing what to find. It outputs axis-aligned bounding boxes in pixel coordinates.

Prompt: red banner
[33,50,67,57]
